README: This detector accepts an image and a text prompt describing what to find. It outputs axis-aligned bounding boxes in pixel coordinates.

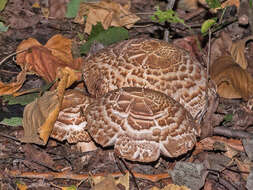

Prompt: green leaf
[0,0,7,12]
[66,0,82,18]
[89,22,105,38]
[0,21,8,32]
[80,24,128,54]
[223,114,233,122]
[2,93,39,106]
[151,6,185,25]
[0,117,22,127]
[205,0,221,9]
[201,18,216,33]
[65,185,77,190]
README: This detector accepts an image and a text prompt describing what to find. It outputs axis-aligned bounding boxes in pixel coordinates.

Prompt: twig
[214,126,253,139]
[5,170,170,182]
[164,0,176,42]
[0,132,20,142]
[0,49,28,66]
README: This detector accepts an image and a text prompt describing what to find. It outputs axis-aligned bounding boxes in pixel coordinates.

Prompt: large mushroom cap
[86,87,200,162]
[83,38,207,120]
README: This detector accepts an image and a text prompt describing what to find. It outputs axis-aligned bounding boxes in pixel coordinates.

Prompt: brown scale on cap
[86,87,200,162]
[83,38,207,120]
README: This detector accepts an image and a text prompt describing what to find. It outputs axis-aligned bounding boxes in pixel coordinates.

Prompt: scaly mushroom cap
[83,38,207,120]
[86,87,200,162]
[51,90,93,143]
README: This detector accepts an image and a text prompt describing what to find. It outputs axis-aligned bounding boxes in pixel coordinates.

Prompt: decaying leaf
[210,32,232,66]
[74,0,140,34]
[90,172,129,190]
[21,67,78,145]
[177,0,199,10]
[44,34,73,64]
[150,184,191,190]
[210,55,253,99]
[16,34,81,83]
[235,158,251,180]
[230,35,253,69]
[0,34,82,96]
[0,70,26,96]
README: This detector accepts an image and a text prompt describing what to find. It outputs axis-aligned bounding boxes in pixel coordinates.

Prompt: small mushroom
[86,87,200,162]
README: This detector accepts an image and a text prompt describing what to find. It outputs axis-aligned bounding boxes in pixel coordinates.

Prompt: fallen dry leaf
[149,184,190,190]
[0,34,82,96]
[0,70,26,96]
[16,34,81,83]
[44,34,73,64]
[74,0,140,34]
[235,158,251,180]
[210,32,232,66]
[210,55,253,100]
[177,0,199,10]
[21,67,78,145]
[230,35,253,69]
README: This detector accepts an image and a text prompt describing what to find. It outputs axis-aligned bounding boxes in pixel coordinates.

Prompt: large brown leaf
[16,34,81,83]
[21,67,79,145]
[0,35,82,96]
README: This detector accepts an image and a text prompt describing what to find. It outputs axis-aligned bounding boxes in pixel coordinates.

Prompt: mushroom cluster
[52,38,207,162]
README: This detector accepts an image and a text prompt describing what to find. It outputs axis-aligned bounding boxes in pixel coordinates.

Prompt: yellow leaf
[16,182,28,190]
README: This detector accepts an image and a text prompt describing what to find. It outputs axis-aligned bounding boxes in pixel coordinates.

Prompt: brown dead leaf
[74,0,140,34]
[16,34,81,83]
[21,67,78,145]
[91,175,117,190]
[23,144,55,168]
[49,0,67,19]
[235,158,251,180]
[210,32,232,66]
[177,0,199,10]
[221,0,240,9]
[230,35,253,69]
[0,70,26,96]
[149,184,190,190]
[210,55,253,100]
[45,34,73,64]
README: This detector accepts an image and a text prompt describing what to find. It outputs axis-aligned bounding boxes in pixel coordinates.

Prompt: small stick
[0,49,28,66]
[5,170,170,183]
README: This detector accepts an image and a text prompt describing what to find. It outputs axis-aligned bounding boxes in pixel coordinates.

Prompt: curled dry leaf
[210,55,253,100]
[16,34,81,83]
[21,67,79,145]
[230,35,253,69]
[0,70,26,96]
[0,35,82,96]
[74,0,140,34]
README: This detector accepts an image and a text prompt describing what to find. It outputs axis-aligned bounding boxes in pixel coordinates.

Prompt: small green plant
[151,6,185,25]
[151,6,191,31]
[0,0,8,32]
[205,0,221,9]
